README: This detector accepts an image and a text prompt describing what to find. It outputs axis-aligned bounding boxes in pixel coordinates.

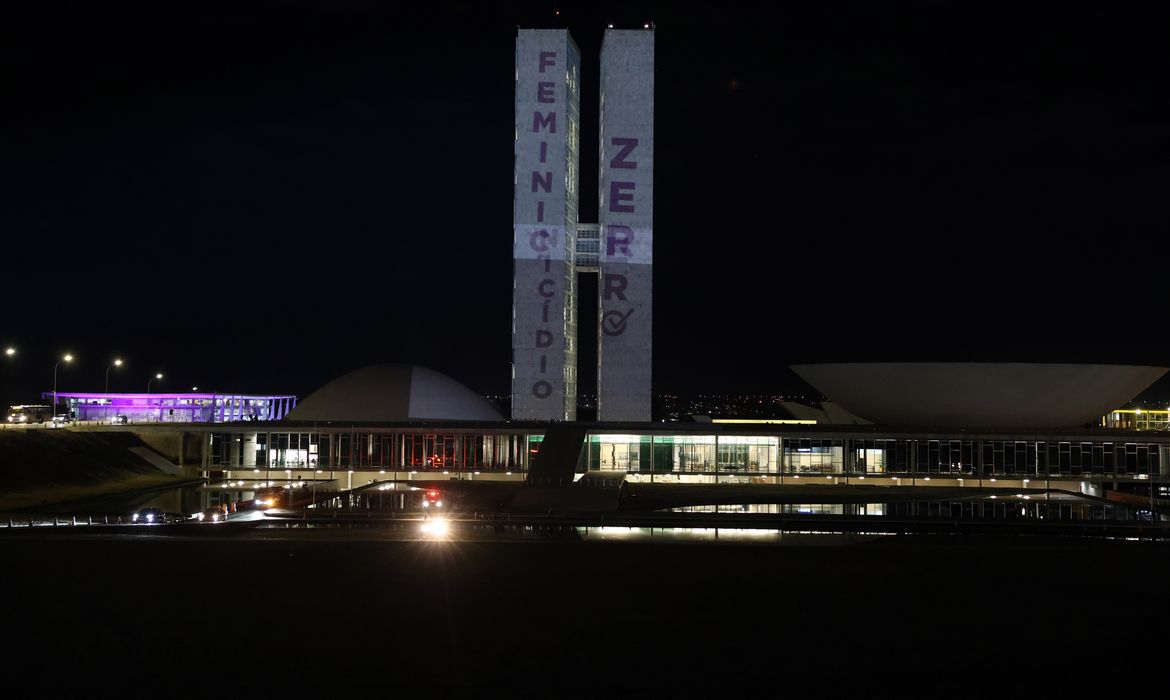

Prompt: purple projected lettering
[533,111,557,133]
[608,182,635,213]
[603,136,641,338]
[532,171,552,193]
[605,225,633,256]
[528,49,561,401]
[603,273,628,301]
[602,309,634,337]
[609,137,639,169]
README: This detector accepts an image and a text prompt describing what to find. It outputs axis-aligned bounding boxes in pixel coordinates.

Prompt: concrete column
[242,433,257,467]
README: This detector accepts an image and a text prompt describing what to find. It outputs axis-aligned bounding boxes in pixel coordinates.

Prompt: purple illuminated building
[43,392,297,424]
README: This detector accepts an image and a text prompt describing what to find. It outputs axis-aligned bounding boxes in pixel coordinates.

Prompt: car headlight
[132,514,139,522]
[146,514,154,523]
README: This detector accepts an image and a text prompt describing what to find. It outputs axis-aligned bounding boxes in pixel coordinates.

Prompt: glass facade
[53,393,296,423]
[203,427,1170,482]
[208,430,532,472]
[581,432,1170,480]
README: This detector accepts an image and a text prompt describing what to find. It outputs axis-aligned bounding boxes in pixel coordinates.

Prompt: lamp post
[105,358,123,394]
[53,354,74,421]
[147,372,163,394]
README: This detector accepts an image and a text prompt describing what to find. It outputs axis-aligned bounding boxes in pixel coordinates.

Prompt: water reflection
[670,498,1158,522]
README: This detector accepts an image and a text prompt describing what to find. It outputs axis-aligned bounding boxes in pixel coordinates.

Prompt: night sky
[2,1,1167,410]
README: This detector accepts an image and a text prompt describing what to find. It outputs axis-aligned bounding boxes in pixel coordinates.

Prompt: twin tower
[512,28,654,422]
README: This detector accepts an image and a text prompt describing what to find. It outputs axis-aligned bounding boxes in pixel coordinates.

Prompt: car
[51,415,73,426]
[252,487,283,509]
[421,489,443,509]
[131,507,165,524]
[109,415,128,425]
[199,507,227,523]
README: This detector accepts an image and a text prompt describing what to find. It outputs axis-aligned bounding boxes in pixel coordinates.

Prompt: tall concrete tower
[512,27,653,422]
[597,29,654,421]
[512,29,581,421]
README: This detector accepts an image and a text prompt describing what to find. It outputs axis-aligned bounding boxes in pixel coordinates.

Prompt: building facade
[597,29,654,421]
[512,27,654,422]
[47,392,297,424]
[512,29,581,421]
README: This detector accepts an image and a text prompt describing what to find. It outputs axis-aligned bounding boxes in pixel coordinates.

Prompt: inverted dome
[287,365,503,422]
[791,363,1167,429]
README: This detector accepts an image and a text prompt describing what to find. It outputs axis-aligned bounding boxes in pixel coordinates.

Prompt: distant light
[607,23,613,28]
[191,386,198,391]
[3,347,14,357]
[644,23,650,28]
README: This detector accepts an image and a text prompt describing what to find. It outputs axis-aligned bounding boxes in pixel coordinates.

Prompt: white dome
[287,365,503,422]
[791,362,1167,429]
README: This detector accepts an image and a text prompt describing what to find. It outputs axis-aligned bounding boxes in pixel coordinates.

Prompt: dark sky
[2,0,1168,409]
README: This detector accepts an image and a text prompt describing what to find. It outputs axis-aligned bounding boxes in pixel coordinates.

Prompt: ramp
[128,447,180,475]
[525,424,587,487]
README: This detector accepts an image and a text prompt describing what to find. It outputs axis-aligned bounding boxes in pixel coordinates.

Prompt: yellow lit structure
[1102,409,1170,431]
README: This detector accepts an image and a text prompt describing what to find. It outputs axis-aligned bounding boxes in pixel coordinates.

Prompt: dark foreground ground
[1,531,1168,698]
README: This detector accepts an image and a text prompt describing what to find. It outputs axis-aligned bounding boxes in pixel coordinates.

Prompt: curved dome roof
[791,363,1167,429]
[287,365,503,422]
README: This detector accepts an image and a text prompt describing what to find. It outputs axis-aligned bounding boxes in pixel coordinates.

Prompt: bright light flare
[420,518,450,537]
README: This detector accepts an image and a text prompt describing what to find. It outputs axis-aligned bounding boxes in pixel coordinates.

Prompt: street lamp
[105,358,124,394]
[191,386,198,391]
[147,372,163,393]
[53,354,74,421]
[4,347,15,357]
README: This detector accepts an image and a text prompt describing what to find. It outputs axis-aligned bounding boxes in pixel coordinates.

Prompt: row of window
[208,432,1170,477]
